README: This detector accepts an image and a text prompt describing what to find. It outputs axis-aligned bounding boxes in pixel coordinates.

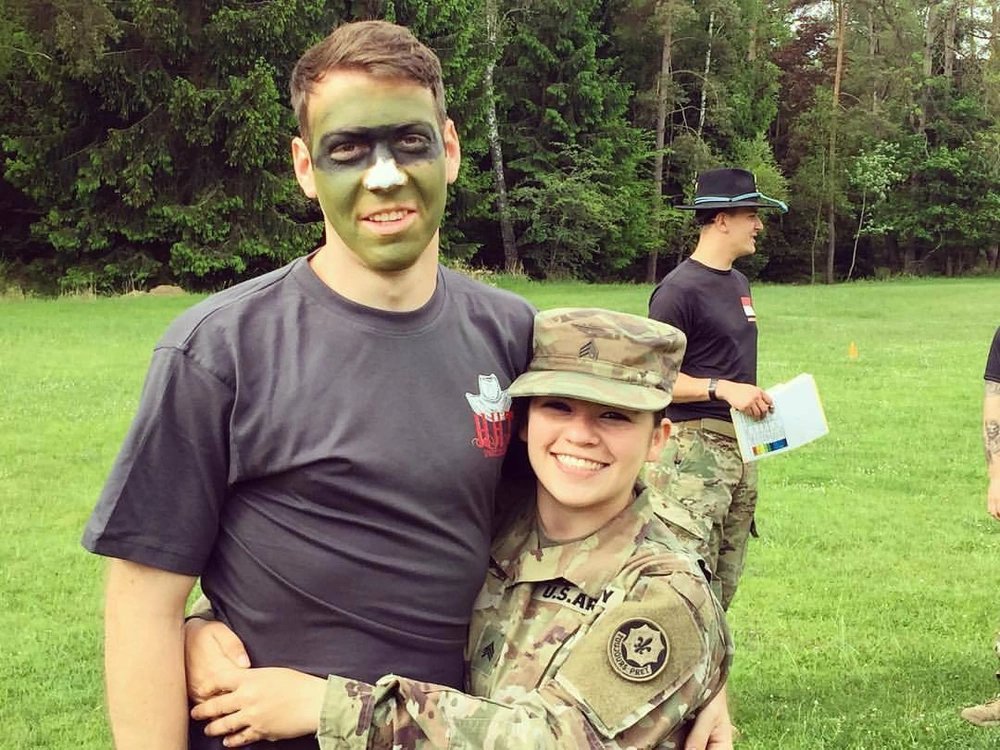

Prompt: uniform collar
[491,486,657,599]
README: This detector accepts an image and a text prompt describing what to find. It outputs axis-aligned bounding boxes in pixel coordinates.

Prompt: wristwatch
[707,378,720,401]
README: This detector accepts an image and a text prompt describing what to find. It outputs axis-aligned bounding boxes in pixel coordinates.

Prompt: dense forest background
[1,0,997,293]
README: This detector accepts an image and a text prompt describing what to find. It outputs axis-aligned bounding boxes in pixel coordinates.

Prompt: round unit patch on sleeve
[607,617,669,682]
[554,578,711,737]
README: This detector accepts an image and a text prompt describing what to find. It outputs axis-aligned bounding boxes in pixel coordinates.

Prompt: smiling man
[644,167,788,612]
[294,70,458,282]
[82,21,534,750]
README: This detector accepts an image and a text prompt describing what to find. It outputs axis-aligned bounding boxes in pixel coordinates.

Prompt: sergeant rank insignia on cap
[607,618,670,682]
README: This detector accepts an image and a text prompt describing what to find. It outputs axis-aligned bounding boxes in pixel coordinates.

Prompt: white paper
[731,373,829,462]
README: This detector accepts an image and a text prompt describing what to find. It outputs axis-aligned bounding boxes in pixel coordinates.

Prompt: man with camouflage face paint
[82,21,535,750]
[187,308,733,749]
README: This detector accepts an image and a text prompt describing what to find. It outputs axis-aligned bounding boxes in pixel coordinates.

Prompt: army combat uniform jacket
[317,488,732,749]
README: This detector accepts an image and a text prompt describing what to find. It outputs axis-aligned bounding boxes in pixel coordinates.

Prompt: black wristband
[707,378,719,401]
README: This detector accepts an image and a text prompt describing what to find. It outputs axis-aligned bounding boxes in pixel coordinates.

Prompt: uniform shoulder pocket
[554,575,709,737]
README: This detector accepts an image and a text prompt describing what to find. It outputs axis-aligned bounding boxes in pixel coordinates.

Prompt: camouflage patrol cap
[508,308,687,411]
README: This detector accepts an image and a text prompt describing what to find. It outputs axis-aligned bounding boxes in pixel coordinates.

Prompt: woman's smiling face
[523,396,666,539]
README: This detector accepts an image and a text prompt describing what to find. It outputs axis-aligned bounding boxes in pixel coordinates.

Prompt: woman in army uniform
[190,308,733,749]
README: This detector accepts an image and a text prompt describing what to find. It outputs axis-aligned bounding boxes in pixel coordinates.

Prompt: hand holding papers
[731,373,828,463]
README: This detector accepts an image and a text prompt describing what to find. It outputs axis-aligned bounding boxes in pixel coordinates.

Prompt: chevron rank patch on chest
[470,621,504,677]
[607,618,669,682]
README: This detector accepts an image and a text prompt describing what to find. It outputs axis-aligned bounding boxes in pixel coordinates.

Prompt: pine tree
[3,0,338,292]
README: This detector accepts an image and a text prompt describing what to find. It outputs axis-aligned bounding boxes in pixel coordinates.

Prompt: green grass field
[2,277,998,748]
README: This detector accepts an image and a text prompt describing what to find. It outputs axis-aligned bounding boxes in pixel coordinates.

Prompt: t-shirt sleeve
[648,281,692,335]
[81,347,234,575]
[985,327,1000,383]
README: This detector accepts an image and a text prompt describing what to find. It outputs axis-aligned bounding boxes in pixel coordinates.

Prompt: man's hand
[717,380,773,420]
[685,686,734,750]
[190,667,327,746]
[185,618,252,703]
[988,478,1000,521]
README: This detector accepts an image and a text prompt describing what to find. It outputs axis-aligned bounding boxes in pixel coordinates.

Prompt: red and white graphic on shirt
[741,296,757,322]
[465,374,514,458]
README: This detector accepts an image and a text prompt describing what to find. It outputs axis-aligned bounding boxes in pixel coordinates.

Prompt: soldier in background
[187,308,734,749]
[645,167,787,611]
[960,325,1000,727]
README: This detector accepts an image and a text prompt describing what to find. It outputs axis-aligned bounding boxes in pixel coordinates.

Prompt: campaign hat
[676,167,788,213]
[508,308,687,412]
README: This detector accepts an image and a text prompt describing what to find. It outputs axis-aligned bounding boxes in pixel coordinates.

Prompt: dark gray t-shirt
[83,256,534,745]
[649,259,758,423]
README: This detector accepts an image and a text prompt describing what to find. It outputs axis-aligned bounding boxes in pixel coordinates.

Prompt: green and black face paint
[313,122,443,173]
[304,74,453,272]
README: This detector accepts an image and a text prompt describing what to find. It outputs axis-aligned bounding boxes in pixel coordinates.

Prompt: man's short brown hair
[694,209,724,227]
[695,207,757,227]
[290,20,448,142]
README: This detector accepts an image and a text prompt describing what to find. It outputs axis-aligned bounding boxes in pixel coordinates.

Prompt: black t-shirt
[83,257,535,750]
[986,327,1000,383]
[649,259,758,423]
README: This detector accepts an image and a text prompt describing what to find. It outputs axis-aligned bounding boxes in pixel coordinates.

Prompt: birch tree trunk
[484,0,519,272]
[826,0,847,283]
[919,3,937,134]
[697,9,716,137]
[990,5,1000,117]
[646,1,675,283]
[943,1,957,83]
[847,188,866,280]
[868,7,878,113]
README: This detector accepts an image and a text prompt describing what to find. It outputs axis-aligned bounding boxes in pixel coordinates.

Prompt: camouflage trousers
[643,421,758,611]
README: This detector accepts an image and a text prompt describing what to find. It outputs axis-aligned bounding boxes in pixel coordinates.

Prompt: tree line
[1,0,997,294]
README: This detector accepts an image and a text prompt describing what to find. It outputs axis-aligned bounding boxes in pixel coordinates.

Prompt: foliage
[494,0,658,279]
[2,0,334,292]
[508,142,661,280]
[1,0,998,291]
[847,141,903,236]
[884,138,1000,274]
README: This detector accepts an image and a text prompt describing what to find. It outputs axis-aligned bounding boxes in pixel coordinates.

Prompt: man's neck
[689,237,735,271]
[309,237,440,312]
